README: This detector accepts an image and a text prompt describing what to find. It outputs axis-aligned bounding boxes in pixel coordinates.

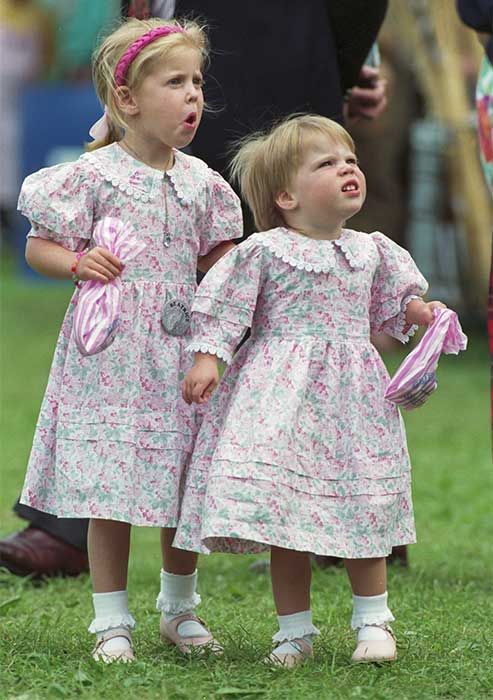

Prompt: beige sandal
[92,628,135,663]
[266,637,313,668]
[159,613,223,655]
[351,625,397,663]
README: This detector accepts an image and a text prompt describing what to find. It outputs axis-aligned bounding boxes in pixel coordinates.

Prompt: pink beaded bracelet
[70,250,87,287]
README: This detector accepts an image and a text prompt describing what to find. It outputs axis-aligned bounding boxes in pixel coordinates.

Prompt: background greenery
[1,265,492,700]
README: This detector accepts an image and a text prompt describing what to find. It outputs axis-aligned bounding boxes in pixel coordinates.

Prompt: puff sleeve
[369,232,429,343]
[187,236,265,363]
[18,160,96,252]
[197,170,243,256]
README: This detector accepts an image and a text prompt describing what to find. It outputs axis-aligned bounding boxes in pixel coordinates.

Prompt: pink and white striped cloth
[384,308,468,410]
[73,217,146,356]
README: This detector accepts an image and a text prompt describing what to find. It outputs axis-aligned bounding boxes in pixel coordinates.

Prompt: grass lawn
[1,262,492,700]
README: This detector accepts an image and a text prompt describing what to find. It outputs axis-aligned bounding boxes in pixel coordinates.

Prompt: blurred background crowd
[0,0,491,320]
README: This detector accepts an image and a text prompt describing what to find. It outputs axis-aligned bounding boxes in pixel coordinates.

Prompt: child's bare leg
[344,557,396,663]
[268,546,319,666]
[87,519,134,662]
[157,527,218,653]
[88,519,131,591]
[161,527,198,574]
[344,556,386,596]
[270,546,311,614]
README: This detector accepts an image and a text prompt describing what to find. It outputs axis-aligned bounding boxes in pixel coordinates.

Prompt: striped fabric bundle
[384,308,468,410]
[73,217,146,356]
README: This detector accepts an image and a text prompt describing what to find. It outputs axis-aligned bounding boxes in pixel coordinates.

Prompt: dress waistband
[249,329,371,343]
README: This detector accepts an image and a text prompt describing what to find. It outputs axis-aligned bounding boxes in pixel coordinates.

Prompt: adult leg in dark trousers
[0,500,89,578]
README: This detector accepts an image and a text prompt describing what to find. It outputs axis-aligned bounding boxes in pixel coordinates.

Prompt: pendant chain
[119,139,172,248]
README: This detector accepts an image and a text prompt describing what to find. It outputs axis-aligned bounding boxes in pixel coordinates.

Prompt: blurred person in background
[0,0,54,252]
[0,0,394,577]
[37,0,120,81]
[456,0,493,439]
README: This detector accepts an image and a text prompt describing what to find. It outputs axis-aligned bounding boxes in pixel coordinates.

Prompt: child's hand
[406,299,447,326]
[182,354,220,405]
[77,246,123,283]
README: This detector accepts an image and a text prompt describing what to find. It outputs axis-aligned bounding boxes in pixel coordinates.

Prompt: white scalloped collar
[83,143,209,204]
[254,227,367,272]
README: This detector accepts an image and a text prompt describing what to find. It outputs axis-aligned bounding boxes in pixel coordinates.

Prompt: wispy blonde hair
[229,114,355,231]
[88,17,208,151]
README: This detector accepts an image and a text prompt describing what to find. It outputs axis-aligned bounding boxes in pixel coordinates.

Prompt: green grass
[1,259,492,700]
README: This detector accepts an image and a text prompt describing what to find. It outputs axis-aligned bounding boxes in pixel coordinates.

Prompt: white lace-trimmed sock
[273,610,320,655]
[91,590,135,653]
[156,569,207,638]
[351,592,395,641]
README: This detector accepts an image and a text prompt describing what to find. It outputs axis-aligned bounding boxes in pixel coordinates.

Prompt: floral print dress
[18,143,242,525]
[173,227,428,558]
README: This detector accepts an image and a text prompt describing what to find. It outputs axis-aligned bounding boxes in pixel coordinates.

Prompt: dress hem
[175,527,416,558]
[18,498,179,528]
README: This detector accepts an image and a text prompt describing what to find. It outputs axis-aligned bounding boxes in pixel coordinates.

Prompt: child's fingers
[182,378,193,404]
[89,251,122,277]
[198,378,218,404]
[191,379,208,404]
[97,248,123,271]
[84,261,116,282]
[424,301,447,324]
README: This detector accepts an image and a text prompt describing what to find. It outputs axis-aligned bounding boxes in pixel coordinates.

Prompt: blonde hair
[229,114,355,231]
[88,17,208,151]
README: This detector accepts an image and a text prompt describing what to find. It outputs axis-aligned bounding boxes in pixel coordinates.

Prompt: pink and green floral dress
[173,227,428,558]
[18,143,242,526]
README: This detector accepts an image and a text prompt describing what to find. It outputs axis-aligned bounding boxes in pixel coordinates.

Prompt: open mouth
[184,113,197,126]
[342,179,359,193]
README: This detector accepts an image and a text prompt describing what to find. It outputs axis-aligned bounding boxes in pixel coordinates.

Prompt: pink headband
[114,25,185,86]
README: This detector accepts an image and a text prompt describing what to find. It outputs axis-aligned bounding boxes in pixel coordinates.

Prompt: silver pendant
[161,297,191,337]
[163,233,171,248]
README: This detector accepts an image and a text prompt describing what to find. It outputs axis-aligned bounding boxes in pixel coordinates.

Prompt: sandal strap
[93,629,132,653]
[289,638,313,655]
[360,624,396,641]
[166,612,208,633]
[273,637,313,656]
[170,612,204,624]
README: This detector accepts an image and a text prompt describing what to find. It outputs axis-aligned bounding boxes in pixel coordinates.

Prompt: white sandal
[351,625,397,663]
[92,628,135,663]
[160,613,223,655]
[266,637,313,668]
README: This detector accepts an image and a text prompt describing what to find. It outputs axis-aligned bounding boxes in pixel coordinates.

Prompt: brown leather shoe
[0,527,89,578]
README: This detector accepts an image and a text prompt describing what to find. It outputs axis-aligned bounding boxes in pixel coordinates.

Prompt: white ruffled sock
[273,610,320,655]
[90,590,135,653]
[351,592,395,641]
[156,570,207,637]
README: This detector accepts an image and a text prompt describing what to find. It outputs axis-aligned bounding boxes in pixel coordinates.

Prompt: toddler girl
[18,18,242,661]
[177,114,445,666]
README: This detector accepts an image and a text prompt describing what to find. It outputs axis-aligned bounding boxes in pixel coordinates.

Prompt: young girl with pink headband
[17,17,242,662]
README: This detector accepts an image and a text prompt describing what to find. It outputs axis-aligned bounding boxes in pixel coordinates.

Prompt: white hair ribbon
[89,108,110,141]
